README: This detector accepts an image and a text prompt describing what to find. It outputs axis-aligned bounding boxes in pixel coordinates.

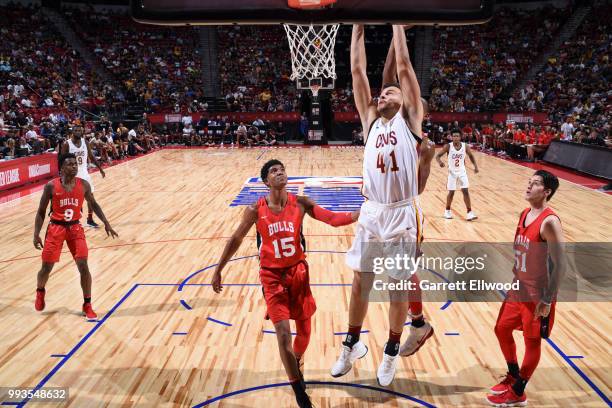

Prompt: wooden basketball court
[0,147,610,407]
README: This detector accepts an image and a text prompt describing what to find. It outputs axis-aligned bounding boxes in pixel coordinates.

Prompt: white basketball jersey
[362,111,419,203]
[448,142,466,175]
[67,138,89,179]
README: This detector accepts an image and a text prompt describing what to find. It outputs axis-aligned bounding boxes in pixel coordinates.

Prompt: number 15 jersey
[363,111,420,204]
[256,193,306,269]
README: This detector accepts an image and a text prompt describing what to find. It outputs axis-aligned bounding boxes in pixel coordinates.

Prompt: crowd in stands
[505,2,610,145]
[428,6,568,112]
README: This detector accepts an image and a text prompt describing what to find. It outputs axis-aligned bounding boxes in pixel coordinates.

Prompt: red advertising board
[0,154,59,192]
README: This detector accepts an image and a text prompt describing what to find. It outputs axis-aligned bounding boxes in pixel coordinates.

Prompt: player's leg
[445,175,456,218]
[36,224,66,311]
[67,226,97,319]
[293,317,312,380]
[377,283,409,386]
[462,187,477,221]
[330,270,371,377]
[489,301,522,396]
[274,319,313,407]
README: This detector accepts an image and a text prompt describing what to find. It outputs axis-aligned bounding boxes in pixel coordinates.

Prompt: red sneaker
[487,388,527,407]
[35,290,45,311]
[82,303,98,319]
[490,372,518,395]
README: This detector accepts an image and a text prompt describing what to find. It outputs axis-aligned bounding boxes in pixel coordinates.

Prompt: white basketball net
[283,23,339,81]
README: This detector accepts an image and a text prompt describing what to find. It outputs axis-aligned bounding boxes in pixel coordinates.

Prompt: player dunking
[33,153,118,319]
[487,170,564,406]
[61,124,106,228]
[331,25,435,386]
[211,159,358,408]
[435,128,479,221]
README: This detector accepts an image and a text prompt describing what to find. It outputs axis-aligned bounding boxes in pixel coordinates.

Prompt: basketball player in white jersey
[331,25,435,386]
[435,128,479,221]
[61,124,106,227]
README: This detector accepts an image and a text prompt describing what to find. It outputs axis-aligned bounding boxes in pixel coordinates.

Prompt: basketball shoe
[82,303,98,319]
[35,289,45,311]
[399,321,434,356]
[330,340,368,377]
[377,345,400,386]
[486,388,527,407]
[490,372,518,395]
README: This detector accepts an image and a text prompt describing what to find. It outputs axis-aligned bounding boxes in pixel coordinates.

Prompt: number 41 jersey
[256,193,306,269]
[363,111,420,203]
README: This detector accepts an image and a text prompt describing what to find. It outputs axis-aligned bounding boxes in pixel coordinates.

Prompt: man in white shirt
[560,117,574,141]
[181,115,193,128]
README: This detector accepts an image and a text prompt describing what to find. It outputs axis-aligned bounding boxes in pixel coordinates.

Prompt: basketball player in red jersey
[33,153,118,319]
[211,159,358,408]
[487,170,564,407]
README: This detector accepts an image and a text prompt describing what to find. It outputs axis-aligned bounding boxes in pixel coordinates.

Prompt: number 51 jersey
[256,193,306,269]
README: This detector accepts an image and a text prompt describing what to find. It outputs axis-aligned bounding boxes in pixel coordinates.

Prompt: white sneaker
[377,348,399,386]
[399,321,434,357]
[467,211,478,221]
[330,340,368,378]
[444,210,453,219]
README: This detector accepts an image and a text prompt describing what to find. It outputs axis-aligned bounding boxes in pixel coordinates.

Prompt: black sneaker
[87,219,100,228]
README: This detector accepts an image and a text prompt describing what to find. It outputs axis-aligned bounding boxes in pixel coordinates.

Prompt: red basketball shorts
[260,261,317,324]
[495,300,556,339]
[41,223,88,263]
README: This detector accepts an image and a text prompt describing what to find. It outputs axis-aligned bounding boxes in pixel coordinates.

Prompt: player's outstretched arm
[86,140,106,178]
[392,25,423,131]
[418,138,436,195]
[33,182,53,249]
[537,215,565,317]
[211,204,258,293]
[351,25,376,136]
[82,179,117,238]
[466,145,479,173]
[297,196,358,226]
[435,143,449,167]
[382,40,397,86]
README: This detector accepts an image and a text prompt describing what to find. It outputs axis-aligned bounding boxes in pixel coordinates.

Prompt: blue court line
[262,329,297,336]
[334,330,370,336]
[445,332,460,336]
[179,300,192,310]
[404,322,412,326]
[87,320,99,323]
[177,255,258,291]
[50,354,66,358]
[207,317,232,327]
[15,283,140,407]
[173,332,188,336]
[191,380,436,408]
[567,355,584,359]
[545,338,611,406]
[440,300,452,310]
[1,403,20,406]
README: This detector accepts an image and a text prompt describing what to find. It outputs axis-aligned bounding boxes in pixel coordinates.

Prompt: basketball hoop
[310,84,321,98]
[283,23,339,82]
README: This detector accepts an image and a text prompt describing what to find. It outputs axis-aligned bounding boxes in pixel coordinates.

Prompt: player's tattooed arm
[418,137,435,195]
[86,140,106,178]
[537,215,565,315]
[298,196,358,225]
[435,143,449,167]
[33,182,53,249]
[82,179,118,238]
[212,203,258,293]
[351,25,377,139]
[466,145,479,173]
[392,25,423,134]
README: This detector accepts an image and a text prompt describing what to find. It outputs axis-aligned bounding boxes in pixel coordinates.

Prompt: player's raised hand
[211,271,223,293]
[104,223,118,239]
[33,235,43,250]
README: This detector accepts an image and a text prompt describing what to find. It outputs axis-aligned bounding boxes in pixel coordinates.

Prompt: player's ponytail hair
[534,170,559,201]
[260,159,284,183]
[58,153,77,169]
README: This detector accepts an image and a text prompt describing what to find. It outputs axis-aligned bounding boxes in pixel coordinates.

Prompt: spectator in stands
[236,122,247,145]
[560,117,575,141]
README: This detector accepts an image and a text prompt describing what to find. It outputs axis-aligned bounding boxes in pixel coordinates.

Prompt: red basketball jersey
[256,193,306,269]
[512,207,558,300]
[50,178,85,223]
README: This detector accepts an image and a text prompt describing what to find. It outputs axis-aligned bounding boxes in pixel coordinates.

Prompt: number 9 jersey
[50,178,84,223]
[256,193,306,269]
